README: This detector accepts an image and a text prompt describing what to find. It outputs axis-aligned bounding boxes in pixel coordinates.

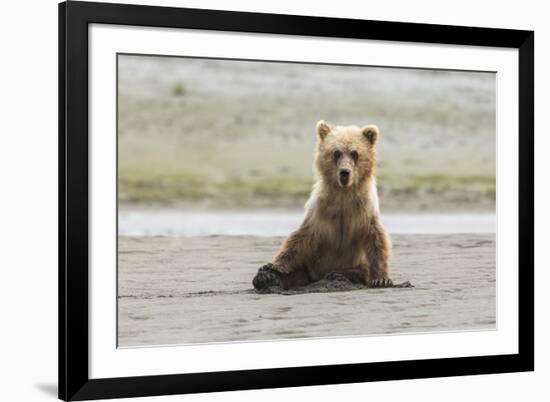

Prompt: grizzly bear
[253,120,392,290]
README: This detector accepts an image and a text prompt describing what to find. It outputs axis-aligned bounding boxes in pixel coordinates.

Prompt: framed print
[59,1,534,400]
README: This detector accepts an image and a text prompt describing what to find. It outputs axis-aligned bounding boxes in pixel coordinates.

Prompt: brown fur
[253,121,392,290]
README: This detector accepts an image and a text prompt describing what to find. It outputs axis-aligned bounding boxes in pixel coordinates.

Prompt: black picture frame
[59,1,534,400]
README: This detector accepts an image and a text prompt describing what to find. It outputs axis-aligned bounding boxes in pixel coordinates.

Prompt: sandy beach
[118,233,496,347]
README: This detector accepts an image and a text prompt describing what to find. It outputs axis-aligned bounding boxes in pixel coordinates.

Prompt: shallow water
[118,210,495,237]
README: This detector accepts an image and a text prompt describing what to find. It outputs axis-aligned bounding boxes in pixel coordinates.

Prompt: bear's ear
[362,124,379,145]
[316,120,333,141]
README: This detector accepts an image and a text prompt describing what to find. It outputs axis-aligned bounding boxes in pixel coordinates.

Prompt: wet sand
[118,234,496,347]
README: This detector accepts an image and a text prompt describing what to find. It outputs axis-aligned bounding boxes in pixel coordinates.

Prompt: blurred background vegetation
[118,55,496,212]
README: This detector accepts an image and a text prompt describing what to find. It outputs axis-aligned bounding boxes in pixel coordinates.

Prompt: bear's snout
[339,169,351,186]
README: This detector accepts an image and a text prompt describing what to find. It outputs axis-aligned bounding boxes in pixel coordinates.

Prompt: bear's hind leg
[325,267,368,285]
[253,264,312,290]
[253,224,316,290]
[252,263,283,290]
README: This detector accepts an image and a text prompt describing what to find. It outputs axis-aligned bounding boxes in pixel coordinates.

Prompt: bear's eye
[333,150,342,161]
[350,150,359,161]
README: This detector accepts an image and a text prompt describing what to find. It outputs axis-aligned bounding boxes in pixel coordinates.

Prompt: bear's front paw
[253,263,283,290]
[368,278,394,288]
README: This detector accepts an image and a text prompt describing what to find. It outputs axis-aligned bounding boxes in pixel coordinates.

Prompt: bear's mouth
[339,178,350,187]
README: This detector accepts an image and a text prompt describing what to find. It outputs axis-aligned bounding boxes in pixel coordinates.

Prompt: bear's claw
[253,263,283,290]
[368,278,394,288]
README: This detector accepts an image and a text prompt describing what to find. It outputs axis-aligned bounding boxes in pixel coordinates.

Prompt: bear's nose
[339,169,350,185]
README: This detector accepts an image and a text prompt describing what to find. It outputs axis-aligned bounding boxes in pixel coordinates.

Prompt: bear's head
[314,120,379,189]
